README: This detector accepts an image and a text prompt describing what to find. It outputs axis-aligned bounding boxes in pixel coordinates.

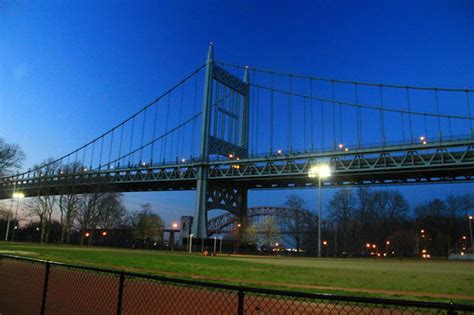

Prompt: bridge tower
[192,43,250,238]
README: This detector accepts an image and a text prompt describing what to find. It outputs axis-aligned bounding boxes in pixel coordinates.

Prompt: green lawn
[1,242,473,303]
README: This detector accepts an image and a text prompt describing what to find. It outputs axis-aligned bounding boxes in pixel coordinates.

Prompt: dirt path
[1,259,471,315]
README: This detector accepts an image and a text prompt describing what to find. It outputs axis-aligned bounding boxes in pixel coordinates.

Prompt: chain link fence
[0,254,473,314]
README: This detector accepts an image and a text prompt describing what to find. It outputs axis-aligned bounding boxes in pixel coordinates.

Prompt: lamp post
[188,234,194,253]
[4,199,14,241]
[469,215,473,249]
[11,192,25,242]
[308,164,332,257]
[4,192,25,241]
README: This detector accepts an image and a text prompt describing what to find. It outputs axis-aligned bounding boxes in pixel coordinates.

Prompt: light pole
[11,192,25,242]
[309,164,332,257]
[4,192,25,241]
[188,234,194,253]
[469,215,473,249]
[4,198,14,241]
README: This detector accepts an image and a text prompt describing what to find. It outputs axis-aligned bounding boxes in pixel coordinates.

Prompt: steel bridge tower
[192,44,250,238]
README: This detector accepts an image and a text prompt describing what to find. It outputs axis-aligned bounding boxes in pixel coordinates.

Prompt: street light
[11,192,25,241]
[5,192,25,242]
[308,164,332,257]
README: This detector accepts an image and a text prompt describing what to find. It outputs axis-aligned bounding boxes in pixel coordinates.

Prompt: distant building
[180,216,193,245]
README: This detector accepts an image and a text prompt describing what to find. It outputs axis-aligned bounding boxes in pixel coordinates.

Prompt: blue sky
[1,1,473,224]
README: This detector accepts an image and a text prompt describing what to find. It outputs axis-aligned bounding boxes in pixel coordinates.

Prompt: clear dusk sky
[1,1,473,225]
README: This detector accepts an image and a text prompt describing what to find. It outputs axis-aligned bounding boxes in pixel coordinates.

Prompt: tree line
[242,190,472,257]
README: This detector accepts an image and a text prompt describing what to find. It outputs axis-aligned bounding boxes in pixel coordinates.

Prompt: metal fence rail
[0,254,473,314]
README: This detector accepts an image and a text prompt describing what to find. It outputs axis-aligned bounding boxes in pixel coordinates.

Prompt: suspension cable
[217,61,474,93]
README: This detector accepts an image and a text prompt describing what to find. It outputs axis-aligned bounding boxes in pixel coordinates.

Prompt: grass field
[0,242,473,304]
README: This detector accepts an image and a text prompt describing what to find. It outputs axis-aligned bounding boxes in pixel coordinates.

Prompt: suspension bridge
[1,44,473,238]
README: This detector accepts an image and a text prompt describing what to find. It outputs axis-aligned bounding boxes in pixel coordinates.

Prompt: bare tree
[25,158,61,243]
[25,195,56,243]
[0,138,25,176]
[96,193,126,229]
[76,193,102,245]
[329,189,357,253]
[281,195,311,253]
[57,193,79,244]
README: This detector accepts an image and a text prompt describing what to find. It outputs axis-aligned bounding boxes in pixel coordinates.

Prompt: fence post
[40,262,51,315]
[116,273,125,315]
[237,288,245,315]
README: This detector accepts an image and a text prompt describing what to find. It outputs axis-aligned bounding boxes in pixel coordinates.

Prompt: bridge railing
[1,254,473,314]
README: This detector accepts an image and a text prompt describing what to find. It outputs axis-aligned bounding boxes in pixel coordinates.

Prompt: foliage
[130,203,164,247]
[258,217,280,252]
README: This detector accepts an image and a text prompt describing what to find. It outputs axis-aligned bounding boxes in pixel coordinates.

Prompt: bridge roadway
[0,137,473,200]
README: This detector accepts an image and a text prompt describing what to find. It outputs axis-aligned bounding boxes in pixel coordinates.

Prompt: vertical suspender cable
[128,116,135,166]
[118,124,124,167]
[355,83,361,148]
[379,85,386,145]
[90,141,95,169]
[448,117,452,138]
[303,97,307,150]
[466,90,473,131]
[270,73,274,154]
[140,109,147,163]
[320,100,325,150]
[108,130,114,169]
[331,81,336,149]
[288,75,293,152]
[98,137,104,170]
[191,74,198,159]
[177,84,184,160]
[405,87,414,144]
[435,88,442,140]
[424,113,428,140]
[339,96,343,146]
[150,100,159,164]
[400,113,405,143]
[82,147,87,169]
[310,79,314,151]
[163,93,171,162]
[256,84,260,155]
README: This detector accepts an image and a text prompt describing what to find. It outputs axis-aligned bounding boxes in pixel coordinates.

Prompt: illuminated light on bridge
[0,43,473,240]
